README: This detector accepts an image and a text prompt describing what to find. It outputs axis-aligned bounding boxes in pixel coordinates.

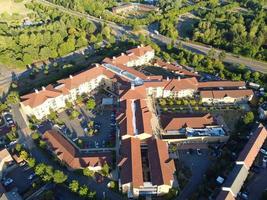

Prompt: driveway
[176,149,211,200]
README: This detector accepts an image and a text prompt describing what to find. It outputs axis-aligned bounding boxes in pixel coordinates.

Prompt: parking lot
[0,112,15,144]
[3,163,36,194]
[176,149,211,200]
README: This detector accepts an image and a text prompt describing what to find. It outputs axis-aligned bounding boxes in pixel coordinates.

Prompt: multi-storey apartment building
[216,124,267,200]
[160,113,229,143]
[118,137,176,198]
[19,45,257,199]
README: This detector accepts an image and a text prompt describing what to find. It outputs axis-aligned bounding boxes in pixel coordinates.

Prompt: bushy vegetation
[193,1,267,60]
[0,2,102,68]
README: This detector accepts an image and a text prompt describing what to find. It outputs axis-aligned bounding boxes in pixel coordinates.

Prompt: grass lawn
[0,0,31,24]
[210,109,245,132]
[0,0,31,15]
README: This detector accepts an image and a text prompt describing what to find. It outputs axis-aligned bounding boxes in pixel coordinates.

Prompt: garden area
[158,97,248,114]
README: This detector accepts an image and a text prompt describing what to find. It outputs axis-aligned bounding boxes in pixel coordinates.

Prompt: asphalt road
[36,0,267,74]
[1,0,266,89]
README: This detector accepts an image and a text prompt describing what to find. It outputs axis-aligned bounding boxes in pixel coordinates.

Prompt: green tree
[19,150,29,160]
[53,170,68,184]
[6,91,19,104]
[218,50,226,61]
[83,168,94,177]
[101,163,110,176]
[15,143,22,152]
[243,112,254,125]
[86,98,96,110]
[79,185,88,197]
[35,163,47,176]
[69,180,79,193]
[0,103,8,113]
[27,157,36,168]
[31,132,40,140]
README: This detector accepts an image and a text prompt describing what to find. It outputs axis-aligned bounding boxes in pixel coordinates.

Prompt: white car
[197,149,202,156]
[263,156,267,163]
[260,148,267,155]
[28,173,35,180]
[3,178,13,186]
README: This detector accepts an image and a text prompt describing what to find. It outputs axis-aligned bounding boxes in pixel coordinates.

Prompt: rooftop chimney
[178,76,181,81]
[69,75,73,79]
[35,89,39,94]
[121,53,125,56]
[167,76,170,81]
[137,45,140,48]
[95,63,100,67]
[112,56,116,60]
[42,86,46,91]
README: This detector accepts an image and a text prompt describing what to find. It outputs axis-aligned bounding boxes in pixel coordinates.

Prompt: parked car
[197,149,202,156]
[260,148,267,155]
[263,156,267,163]
[28,173,35,180]
[3,178,13,186]
[19,161,26,167]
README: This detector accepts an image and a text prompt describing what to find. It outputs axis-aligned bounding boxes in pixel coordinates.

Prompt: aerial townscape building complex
[216,124,267,200]
[18,45,257,198]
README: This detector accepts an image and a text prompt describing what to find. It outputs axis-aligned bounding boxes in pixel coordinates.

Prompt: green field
[0,0,31,23]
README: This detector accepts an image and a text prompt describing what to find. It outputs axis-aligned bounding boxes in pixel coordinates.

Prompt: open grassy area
[0,0,31,23]
[210,109,246,132]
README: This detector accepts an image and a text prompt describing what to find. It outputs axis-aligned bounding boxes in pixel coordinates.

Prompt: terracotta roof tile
[120,137,143,187]
[164,78,198,92]
[198,81,245,89]
[43,130,111,169]
[200,89,254,99]
[161,113,216,131]
[21,85,62,108]
[236,124,267,168]
[147,138,175,186]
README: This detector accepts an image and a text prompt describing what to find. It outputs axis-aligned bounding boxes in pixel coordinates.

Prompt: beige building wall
[162,135,230,144]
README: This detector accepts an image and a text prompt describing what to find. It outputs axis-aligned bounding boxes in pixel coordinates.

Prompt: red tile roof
[117,99,153,137]
[198,81,245,89]
[236,124,267,168]
[119,137,144,187]
[126,45,154,57]
[120,85,147,100]
[200,89,254,99]
[103,45,154,67]
[154,59,199,77]
[21,65,115,108]
[43,130,111,169]
[161,113,216,131]
[58,65,109,90]
[21,85,62,108]
[164,77,198,92]
[147,138,175,186]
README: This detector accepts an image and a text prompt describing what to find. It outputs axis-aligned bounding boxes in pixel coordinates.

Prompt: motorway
[0,0,266,88]
[37,0,267,74]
